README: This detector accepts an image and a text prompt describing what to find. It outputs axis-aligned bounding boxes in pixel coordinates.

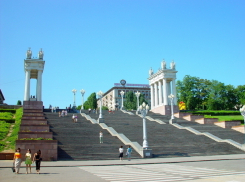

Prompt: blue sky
[0,0,244,108]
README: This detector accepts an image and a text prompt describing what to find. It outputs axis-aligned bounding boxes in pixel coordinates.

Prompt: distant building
[0,89,5,104]
[97,80,151,110]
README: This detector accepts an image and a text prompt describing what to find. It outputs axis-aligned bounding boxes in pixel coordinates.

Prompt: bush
[187,110,241,116]
[0,109,16,114]
[0,119,15,123]
[102,106,108,110]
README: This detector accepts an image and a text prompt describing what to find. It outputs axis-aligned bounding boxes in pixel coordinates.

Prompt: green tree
[124,91,137,110]
[17,100,22,105]
[87,92,97,109]
[236,85,245,105]
[206,80,226,110]
[139,94,148,106]
[176,75,211,110]
[83,101,90,110]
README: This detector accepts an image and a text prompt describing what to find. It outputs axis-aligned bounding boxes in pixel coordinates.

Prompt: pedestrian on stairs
[119,146,124,161]
[72,114,75,122]
[75,114,78,123]
[99,131,103,143]
[126,146,132,161]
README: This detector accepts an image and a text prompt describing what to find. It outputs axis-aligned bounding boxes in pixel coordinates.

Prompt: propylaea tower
[24,48,45,101]
[148,60,179,115]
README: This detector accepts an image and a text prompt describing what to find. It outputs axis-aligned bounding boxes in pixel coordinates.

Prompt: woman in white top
[99,131,103,143]
[119,146,123,161]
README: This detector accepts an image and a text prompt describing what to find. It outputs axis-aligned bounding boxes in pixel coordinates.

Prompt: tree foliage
[17,100,22,105]
[177,75,244,110]
[124,91,148,110]
[77,93,97,110]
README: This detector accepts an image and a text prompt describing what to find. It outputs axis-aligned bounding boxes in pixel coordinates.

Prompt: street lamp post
[72,89,77,109]
[139,102,152,158]
[168,94,175,124]
[240,105,245,145]
[135,91,140,114]
[120,90,125,110]
[80,89,85,110]
[97,91,104,123]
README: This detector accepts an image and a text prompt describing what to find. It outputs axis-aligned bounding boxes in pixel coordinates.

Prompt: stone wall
[0,105,22,109]
[15,101,58,161]
[214,121,241,129]
[195,118,218,124]
[18,132,53,139]
[151,105,179,115]
[16,140,58,161]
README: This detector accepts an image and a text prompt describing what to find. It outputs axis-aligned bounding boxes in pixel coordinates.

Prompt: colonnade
[148,60,178,110]
[150,78,177,108]
[24,70,43,101]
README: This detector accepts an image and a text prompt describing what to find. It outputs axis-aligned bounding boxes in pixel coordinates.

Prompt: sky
[0,0,244,108]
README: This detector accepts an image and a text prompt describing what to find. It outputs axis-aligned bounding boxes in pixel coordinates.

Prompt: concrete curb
[121,110,134,115]
[135,113,166,124]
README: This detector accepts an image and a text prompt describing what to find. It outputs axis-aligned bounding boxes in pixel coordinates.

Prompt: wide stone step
[87,111,244,157]
[45,112,140,160]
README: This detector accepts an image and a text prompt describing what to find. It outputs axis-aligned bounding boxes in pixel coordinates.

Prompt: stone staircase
[46,112,140,160]
[87,110,245,158]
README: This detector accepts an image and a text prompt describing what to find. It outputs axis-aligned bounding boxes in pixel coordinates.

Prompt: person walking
[119,146,124,161]
[33,150,42,174]
[72,114,75,122]
[13,148,22,174]
[126,146,132,161]
[74,114,78,123]
[99,131,103,143]
[25,149,32,174]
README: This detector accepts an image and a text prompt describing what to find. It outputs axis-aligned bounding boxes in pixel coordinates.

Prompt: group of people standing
[59,110,68,117]
[13,148,42,174]
[119,145,132,161]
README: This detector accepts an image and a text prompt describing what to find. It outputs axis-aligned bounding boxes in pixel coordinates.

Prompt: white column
[37,70,42,101]
[167,82,171,104]
[150,84,154,109]
[172,79,177,105]
[24,70,30,101]
[163,79,168,105]
[154,82,158,106]
[158,80,163,105]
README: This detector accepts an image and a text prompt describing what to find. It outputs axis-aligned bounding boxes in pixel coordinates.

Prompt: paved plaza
[1,154,245,182]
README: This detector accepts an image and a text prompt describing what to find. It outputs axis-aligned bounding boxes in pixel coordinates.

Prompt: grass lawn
[0,108,23,152]
[204,115,244,122]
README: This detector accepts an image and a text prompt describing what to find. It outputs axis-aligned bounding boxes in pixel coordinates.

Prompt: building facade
[97,81,151,110]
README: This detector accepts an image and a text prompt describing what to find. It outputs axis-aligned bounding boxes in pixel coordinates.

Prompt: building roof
[0,89,5,100]
[103,86,150,97]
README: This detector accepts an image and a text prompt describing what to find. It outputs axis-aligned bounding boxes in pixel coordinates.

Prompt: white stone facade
[98,85,151,110]
[24,49,45,101]
[148,60,178,115]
